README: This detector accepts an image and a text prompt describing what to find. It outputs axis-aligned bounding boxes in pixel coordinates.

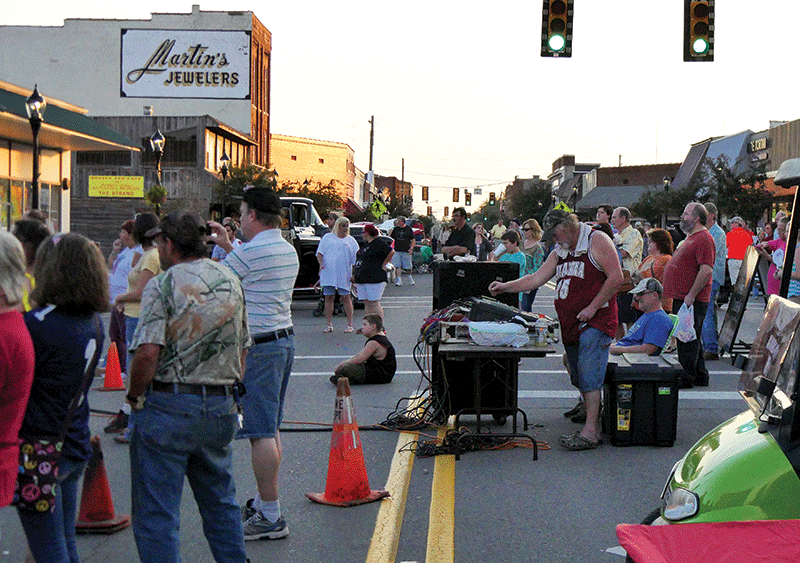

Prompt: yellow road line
[426,420,455,563]
[365,395,424,563]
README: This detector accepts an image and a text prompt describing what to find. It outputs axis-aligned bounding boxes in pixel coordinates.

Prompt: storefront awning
[0,81,139,152]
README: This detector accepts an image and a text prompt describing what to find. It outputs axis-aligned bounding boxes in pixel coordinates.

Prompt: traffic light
[465,191,471,206]
[444,206,449,217]
[422,186,429,201]
[684,0,714,62]
[541,0,573,58]
[489,192,496,206]
[427,206,432,217]
[453,187,459,203]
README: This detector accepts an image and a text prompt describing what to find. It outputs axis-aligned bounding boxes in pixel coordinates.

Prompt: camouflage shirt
[132,258,250,385]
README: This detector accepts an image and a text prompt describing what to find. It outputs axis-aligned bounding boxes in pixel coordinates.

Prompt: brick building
[269,134,355,201]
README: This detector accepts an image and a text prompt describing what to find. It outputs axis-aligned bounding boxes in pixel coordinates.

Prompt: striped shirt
[223,228,299,333]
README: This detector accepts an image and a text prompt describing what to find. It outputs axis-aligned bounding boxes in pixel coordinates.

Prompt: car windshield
[738,297,800,421]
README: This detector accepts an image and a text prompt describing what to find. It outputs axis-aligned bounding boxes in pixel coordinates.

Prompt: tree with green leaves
[505,180,553,225]
[691,155,770,226]
[211,163,345,218]
[632,155,771,227]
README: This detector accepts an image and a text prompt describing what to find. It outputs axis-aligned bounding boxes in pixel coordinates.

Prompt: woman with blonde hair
[16,232,108,563]
[0,233,35,508]
[317,216,359,332]
[520,218,545,312]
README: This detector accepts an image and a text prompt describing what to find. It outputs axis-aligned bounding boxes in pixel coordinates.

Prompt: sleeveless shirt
[554,227,618,345]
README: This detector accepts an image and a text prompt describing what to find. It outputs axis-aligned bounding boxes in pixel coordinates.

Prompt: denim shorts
[392,251,413,270]
[564,327,613,392]
[322,286,350,296]
[355,282,386,302]
[237,335,294,439]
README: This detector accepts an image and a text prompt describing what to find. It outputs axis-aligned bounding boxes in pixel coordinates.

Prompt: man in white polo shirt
[211,187,299,540]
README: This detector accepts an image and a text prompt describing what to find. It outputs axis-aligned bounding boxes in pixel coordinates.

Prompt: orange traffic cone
[306,378,390,507]
[95,343,125,391]
[75,437,131,534]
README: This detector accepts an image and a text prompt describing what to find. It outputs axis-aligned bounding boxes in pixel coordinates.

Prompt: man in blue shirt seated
[610,278,674,356]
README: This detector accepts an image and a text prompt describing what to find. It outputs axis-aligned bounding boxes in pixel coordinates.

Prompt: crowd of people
[1,193,793,559]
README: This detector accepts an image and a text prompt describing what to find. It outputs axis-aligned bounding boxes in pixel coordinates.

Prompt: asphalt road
[0,272,764,563]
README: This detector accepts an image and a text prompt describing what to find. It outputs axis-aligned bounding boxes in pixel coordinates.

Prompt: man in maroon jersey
[490,209,623,450]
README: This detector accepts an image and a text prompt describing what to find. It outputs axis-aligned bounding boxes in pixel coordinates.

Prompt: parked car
[377,218,424,240]
[349,221,394,249]
[628,296,800,563]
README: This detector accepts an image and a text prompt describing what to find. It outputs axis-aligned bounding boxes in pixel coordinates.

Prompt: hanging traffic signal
[427,206,432,216]
[684,0,714,62]
[444,206,449,217]
[541,0,573,58]
[465,191,471,206]
[453,188,459,203]
[489,192,496,206]
[422,186,429,201]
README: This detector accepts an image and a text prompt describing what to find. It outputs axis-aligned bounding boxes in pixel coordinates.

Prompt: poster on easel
[719,246,766,355]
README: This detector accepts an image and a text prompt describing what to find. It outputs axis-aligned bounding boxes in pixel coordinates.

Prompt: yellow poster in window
[88,176,144,198]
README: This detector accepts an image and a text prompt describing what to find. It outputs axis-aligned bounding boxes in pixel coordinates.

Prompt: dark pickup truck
[280,196,328,292]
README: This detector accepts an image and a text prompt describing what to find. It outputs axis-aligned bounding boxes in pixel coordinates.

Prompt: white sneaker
[395,279,402,286]
[409,277,415,286]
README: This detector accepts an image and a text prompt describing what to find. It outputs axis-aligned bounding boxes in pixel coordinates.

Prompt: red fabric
[764,238,787,296]
[727,227,755,260]
[0,310,35,506]
[554,231,618,345]
[663,229,715,303]
[618,520,800,563]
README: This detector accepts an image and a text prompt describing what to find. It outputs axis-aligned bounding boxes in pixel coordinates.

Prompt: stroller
[313,286,365,317]
[412,246,433,273]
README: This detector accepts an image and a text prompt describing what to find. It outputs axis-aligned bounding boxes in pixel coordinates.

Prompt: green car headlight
[663,488,699,521]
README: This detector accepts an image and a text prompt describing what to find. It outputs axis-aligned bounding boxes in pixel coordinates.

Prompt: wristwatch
[126,393,145,411]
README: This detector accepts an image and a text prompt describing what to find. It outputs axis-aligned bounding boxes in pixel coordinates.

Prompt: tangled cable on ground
[402,427,550,458]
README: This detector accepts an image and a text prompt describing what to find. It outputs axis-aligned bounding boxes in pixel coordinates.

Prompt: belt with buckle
[151,380,234,396]
[253,327,293,344]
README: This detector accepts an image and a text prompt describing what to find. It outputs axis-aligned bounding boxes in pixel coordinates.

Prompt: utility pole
[401,158,404,209]
[368,116,374,172]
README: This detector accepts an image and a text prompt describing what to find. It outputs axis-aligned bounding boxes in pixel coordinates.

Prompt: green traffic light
[692,37,709,54]
[548,34,566,52]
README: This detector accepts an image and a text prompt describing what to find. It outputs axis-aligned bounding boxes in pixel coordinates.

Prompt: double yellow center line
[365,402,456,563]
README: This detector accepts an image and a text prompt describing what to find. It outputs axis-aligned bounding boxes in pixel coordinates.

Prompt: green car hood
[670,410,800,523]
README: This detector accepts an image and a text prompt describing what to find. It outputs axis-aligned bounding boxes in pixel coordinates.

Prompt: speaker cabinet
[432,261,520,309]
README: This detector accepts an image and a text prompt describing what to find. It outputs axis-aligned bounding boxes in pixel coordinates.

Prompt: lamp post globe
[25,85,47,210]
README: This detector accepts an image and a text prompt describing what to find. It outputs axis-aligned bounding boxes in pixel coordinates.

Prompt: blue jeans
[702,281,720,353]
[17,456,87,563]
[124,315,139,375]
[563,327,613,392]
[130,391,246,563]
[520,289,538,312]
[237,335,294,439]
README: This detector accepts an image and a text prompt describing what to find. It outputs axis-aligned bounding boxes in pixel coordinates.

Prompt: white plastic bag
[674,302,697,343]
[468,322,529,347]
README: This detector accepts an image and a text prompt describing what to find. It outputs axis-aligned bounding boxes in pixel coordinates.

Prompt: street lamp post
[149,129,166,216]
[25,85,47,210]
[219,149,230,218]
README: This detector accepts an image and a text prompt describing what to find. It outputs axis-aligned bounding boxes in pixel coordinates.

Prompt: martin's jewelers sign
[121,29,250,99]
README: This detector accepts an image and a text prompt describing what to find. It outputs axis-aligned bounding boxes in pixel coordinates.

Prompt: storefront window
[0,179,9,231]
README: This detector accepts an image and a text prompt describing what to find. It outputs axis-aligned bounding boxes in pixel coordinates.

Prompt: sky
[3,1,800,197]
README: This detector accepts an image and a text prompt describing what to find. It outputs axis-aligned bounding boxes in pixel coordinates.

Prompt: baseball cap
[242,186,281,215]
[629,277,663,296]
[541,208,571,239]
[145,210,207,247]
